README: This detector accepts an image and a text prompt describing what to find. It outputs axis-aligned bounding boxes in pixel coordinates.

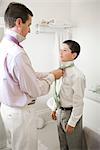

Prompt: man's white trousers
[1,103,38,150]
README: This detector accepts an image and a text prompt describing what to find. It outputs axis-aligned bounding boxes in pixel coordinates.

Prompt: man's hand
[51,69,64,80]
[65,124,75,135]
[51,111,57,120]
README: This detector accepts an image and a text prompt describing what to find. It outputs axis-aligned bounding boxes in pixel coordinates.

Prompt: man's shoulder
[11,44,25,56]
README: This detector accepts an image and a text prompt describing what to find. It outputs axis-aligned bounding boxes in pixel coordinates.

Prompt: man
[0,2,63,150]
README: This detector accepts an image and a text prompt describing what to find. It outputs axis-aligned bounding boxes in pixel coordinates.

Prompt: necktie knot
[60,63,74,70]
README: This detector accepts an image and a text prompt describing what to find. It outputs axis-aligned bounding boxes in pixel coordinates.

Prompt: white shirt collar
[5,29,25,43]
[61,61,74,68]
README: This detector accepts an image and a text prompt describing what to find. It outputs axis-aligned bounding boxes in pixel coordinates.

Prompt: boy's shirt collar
[60,61,74,69]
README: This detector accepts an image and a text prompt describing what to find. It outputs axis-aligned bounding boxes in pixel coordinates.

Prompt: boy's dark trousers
[57,108,83,150]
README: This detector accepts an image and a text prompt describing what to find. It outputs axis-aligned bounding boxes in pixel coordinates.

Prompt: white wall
[70,0,100,131]
[20,0,100,90]
[0,17,4,41]
[22,32,59,72]
[70,0,100,89]
[20,1,71,72]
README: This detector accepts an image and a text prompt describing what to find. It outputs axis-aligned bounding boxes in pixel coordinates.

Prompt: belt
[60,107,73,111]
[28,100,35,105]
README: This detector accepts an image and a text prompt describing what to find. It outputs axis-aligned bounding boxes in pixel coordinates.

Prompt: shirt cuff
[67,120,76,127]
[44,73,55,85]
[68,115,82,127]
[47,97,57,111]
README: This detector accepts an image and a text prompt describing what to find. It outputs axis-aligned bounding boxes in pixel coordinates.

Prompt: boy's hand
[51,69,64,80]
[65,124,75,135]
[51,111,57,120]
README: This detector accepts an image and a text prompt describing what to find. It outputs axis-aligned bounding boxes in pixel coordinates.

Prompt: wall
[21,0,100,90]
[21,1,71,71]
[70,0,100,131]
[70,0,100,89]
[0,17,4,41]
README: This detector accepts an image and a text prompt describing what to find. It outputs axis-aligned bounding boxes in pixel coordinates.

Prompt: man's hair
[4,2,33,28]
[63,40,80,59]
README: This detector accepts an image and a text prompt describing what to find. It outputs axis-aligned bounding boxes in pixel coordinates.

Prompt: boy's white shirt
[47,61,86,127]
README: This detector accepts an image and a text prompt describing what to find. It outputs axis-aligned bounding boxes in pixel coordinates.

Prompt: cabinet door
[83,97,100,133]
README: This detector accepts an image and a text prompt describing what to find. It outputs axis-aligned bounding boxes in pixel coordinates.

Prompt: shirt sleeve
[14,52,55,99]
[35,72,49,79]
[68,76,86,127]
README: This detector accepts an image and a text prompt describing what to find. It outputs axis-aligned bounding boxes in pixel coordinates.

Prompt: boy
[51,40,86,150]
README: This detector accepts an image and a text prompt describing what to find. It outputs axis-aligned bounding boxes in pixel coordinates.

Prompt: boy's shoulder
[72,66,85,80]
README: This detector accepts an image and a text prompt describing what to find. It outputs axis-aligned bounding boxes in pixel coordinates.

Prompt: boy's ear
[72,52,77,59]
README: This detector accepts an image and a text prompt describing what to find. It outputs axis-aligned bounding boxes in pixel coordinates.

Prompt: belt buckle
[28,100,35,105]
[60,107,73,111]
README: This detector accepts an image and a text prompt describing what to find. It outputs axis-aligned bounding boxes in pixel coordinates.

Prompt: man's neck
[5,29,25,43]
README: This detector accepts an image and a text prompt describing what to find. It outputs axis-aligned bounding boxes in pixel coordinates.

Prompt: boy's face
[60,43,76,62]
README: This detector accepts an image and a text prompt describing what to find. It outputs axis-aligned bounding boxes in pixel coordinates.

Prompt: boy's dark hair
[63,40,80,59]
[4,2,33,28]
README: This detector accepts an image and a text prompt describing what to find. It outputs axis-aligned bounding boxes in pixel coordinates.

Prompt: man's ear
[72,52,77,59]
[15,18,22,27]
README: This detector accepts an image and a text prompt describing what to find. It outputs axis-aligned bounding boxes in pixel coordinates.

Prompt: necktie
[53,63,74,108]
[5,34,23,48]
[4,34,23,83]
